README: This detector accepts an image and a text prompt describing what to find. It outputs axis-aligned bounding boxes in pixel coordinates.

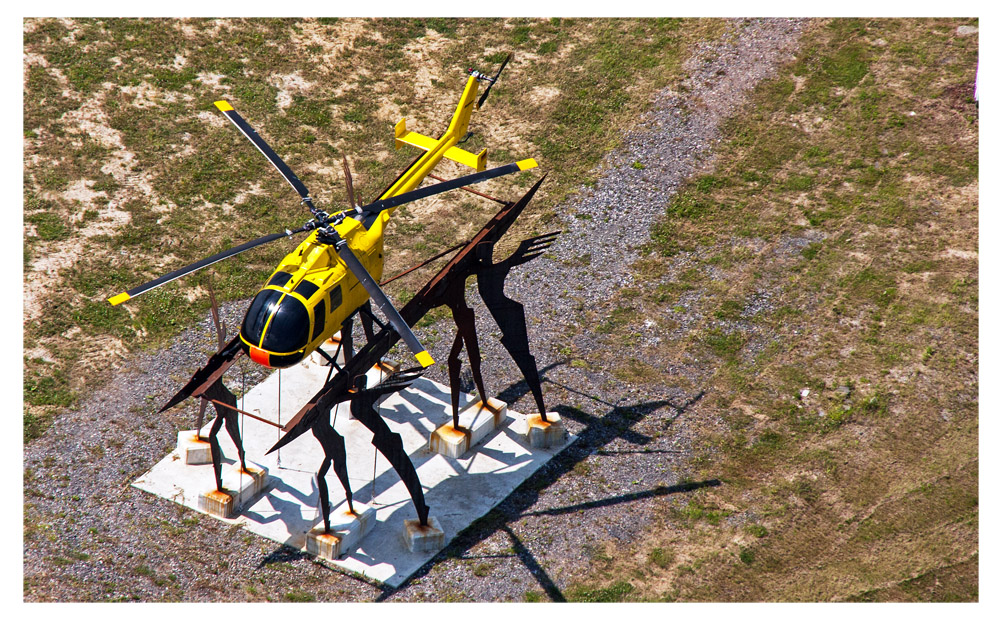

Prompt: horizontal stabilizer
[394,118,487,171]
[444,145,487,171]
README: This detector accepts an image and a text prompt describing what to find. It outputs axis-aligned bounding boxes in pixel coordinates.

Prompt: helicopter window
[241,289,283,347]
[313,299,326,340]
[295,279,319,299]
[262,294,310,353]
[329,285,342,311]
[268,271,292,289]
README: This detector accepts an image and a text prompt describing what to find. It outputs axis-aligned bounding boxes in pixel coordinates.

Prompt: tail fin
[392,58,510,173]
[393,73,488,171]
[446,72,481,142]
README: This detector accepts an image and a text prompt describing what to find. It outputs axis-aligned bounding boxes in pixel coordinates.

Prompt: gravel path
[24,18,804,602]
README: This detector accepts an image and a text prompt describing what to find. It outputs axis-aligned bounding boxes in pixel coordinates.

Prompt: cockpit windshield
[241,289,310,354]
[242,289,281,346]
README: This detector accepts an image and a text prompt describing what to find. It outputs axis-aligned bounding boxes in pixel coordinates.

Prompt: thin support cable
[277,368,282,469]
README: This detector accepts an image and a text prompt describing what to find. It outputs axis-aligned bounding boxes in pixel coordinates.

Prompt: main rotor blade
[214,100,311,201]
[108,226,310,305]
[359,158,537,225]
[477,53,511,109]
[327,230,434,368]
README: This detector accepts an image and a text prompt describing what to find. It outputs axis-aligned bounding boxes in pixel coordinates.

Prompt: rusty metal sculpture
[313,368,424,533]
[152,175,553,527]
[268,177,551,526]
[119,58,558,527]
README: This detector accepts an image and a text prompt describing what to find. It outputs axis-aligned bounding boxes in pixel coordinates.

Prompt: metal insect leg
[341,314,355,364]
[311,412,353,533]
[349,375,430,525]
[445,294,489,428]
[446,330,465,430]
[203,378,244,491]
[359,300,376,343]
[322,337,345,385]
[207,411,226,491]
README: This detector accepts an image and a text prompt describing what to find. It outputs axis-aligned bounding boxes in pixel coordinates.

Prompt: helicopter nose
[248,345,271,368]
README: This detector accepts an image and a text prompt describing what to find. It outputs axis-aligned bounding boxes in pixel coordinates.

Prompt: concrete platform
[132,337,575,587]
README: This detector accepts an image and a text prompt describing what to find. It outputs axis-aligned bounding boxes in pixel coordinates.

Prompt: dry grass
[563,18,978,602]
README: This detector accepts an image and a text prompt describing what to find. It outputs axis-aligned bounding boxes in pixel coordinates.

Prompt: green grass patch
[23,410,54,442]
[565,580,634,602]
[24,359,76,408]
[649,547,676,568]
[26,212,70,242]
[284,590,316,602]
[844,267,897,308]
[714,299,744,321]
[703,328,745,361]
[678,498,727,525]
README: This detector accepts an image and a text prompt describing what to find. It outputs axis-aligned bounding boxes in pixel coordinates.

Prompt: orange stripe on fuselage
[249,346,271,367]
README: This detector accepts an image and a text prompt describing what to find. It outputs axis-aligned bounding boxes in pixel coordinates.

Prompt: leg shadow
[374,384,713,601]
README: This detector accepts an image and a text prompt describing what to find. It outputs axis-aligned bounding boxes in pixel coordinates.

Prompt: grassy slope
[563,18,978,602]
[23,17,724,441]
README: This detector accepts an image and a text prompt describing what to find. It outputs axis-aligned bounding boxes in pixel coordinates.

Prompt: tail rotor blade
[214,100,311,202]
[108,225,311,305]
[477,53,511,109]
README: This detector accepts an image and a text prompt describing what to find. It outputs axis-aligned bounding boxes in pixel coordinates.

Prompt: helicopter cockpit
[239,266,341,368]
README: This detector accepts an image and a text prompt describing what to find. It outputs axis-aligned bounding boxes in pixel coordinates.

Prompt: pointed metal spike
[342,154,356,208]
[207,279,226,351]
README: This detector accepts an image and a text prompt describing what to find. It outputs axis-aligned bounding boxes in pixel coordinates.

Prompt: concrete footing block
[305,528,342,561]
[176,430,212,465]
[197,462,267,518]
[403,516,445,553]
[305,502,375,560]
[518,412,567,448]
[428,398,507,458]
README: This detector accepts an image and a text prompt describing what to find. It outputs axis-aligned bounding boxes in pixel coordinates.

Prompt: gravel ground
[24,18,805,602]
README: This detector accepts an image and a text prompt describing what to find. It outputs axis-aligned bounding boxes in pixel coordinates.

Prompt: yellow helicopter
[109,56,536,371]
